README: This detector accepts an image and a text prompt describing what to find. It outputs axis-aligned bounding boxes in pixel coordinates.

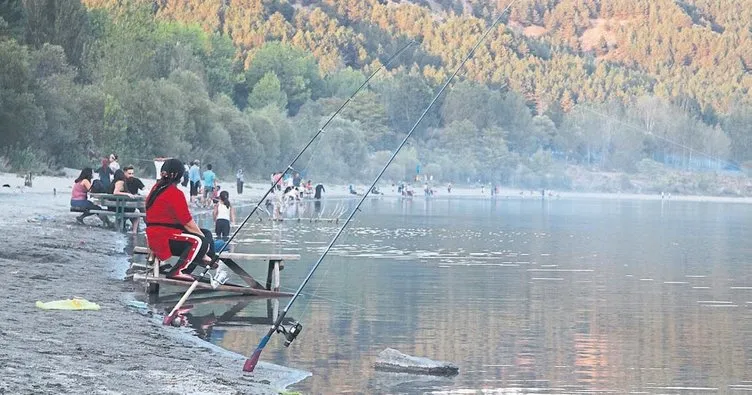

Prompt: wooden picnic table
[130,246,300,297]
[90,193,145,232]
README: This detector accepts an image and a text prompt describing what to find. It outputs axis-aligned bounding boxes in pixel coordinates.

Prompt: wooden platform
[130,246,300,298]
[132,246,300,262]
[131,273,293,297]
[89,193,146,232]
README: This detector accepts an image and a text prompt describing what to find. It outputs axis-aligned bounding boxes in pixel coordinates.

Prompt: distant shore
[4,171,752,205]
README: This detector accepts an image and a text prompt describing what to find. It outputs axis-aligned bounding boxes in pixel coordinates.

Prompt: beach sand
[0,173,309,394]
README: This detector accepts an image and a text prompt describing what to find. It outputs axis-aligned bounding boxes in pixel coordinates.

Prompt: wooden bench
[130,246,300,298]
[90,193,146,232]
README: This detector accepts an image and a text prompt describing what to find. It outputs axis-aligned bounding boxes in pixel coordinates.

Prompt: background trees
[0,0,749,193]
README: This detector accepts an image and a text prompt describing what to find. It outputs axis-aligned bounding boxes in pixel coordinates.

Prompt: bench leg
[266,259,281,291]
[272,262,280,292]
[266,260,273,290]
[266,298,280,322]
[147,253,160,295]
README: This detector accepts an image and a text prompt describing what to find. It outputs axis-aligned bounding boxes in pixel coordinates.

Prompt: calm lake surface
[179,196,752,394]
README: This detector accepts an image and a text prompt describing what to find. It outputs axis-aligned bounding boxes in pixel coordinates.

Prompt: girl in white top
[213,191,235,240]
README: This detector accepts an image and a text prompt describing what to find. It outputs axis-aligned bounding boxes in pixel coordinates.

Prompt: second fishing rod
[161,40,417,326]
[242,0,519,372]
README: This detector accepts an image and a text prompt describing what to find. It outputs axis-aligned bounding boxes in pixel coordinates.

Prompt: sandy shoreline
[4,171,752,205]
[0,186,309,394]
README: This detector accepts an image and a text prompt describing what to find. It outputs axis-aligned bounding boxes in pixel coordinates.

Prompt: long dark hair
[75,167,93,183]
[146,159,184,210]
[219,190,230,208]
[109,169,126,193]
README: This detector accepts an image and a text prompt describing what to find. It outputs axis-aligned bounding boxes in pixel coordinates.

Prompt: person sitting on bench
[109,168,141,233]
[70,167,112,227]
[145,159,219,281]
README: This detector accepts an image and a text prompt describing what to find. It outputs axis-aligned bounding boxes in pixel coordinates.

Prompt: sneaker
[210,268,229,289]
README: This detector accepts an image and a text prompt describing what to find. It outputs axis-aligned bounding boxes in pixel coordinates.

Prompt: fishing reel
[276,322,303,347]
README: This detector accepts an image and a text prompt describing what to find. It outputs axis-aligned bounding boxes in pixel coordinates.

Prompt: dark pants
[167,228,216,274]
[215,219,230,240]
[190,181,200,197]
[71,200,111,226]
[71,199,102,219]
[237,180,244,194]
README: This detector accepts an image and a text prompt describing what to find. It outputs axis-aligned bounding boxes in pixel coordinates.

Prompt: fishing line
[242,0,519,372]
[576,106,729,166]
[160,40,418,326]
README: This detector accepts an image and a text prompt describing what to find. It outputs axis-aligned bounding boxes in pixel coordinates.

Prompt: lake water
[171,196,752,394]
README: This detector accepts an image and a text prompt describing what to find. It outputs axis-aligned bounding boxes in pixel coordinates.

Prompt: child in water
[213,190,236,241]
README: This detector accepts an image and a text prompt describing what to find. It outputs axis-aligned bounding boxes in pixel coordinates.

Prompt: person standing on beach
[293,172,301,188]
[314,183,325,199]
[188,160,201,204]
[236,168,244,194]
[202,164,216,207]
[213,191,235,241]
[145,159,219,281]
[97,158,112,192]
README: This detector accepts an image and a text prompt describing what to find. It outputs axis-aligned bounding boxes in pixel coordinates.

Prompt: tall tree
[22,0,90,68]
[244,41,322,114]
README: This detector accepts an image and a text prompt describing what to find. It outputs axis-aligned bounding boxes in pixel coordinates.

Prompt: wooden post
[272,261,280,292]
[266,260,274,290]
[147,252,160,295]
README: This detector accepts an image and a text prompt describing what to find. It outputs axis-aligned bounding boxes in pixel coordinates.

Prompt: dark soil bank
[0,192,307,394]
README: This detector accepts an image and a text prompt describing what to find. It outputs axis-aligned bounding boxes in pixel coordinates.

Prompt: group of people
[183,160,221,208]
[71,154,146,233]
[71,157,238,282]
[266,171,326,220]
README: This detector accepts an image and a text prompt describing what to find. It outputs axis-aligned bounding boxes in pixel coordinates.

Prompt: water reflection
[171,197,752,393]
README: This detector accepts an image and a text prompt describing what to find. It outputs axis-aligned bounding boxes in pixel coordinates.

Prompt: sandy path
[0,190,308,394]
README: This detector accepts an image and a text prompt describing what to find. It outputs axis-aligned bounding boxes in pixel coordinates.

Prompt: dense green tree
[22,0,90,68]
[244,41,322,114]
[248,71,288,109]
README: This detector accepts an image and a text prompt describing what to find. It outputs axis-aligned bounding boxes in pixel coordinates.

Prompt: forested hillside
[1,0,751,193]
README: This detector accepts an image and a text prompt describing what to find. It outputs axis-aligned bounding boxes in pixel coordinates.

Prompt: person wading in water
[145,159,219,281]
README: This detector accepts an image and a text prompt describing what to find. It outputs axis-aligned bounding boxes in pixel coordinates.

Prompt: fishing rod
[242,0,518,372]
[161,40,417,326]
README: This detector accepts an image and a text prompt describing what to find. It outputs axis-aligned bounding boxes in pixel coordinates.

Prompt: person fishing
[145,159,219,281]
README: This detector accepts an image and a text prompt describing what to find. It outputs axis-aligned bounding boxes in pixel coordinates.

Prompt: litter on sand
[374,348,459,376]
[36,298,101,311]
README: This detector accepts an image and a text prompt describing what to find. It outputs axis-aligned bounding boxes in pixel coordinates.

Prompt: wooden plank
[89,210,145,218]
[131,273,293,297]
[220,251,300,261]
[92,201,144,209]
[91,193,145,200]
[133,246,299,261]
